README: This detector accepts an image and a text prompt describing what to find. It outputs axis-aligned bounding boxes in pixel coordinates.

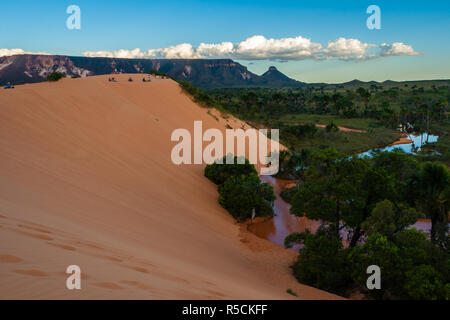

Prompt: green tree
[416,162,450,244]
[204,155,257,185]
[285,229,352,296]
[218,173,275,221]
[291,152,397,246]
[403,265,449,300]
[361,200,423,239]
[349,229,449,299]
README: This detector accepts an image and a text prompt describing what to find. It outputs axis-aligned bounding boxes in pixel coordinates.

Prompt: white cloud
[197,42,234,57]
[0,48,50,57]
[1,35,421,62]
[324,38,375,60]
[234,35,322,60]
[82,35,420,61]
[379,42,421,57]
[160,43,200,59]
[83,48,147,58]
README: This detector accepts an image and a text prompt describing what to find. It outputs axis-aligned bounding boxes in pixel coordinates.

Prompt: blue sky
[1,0,449,83]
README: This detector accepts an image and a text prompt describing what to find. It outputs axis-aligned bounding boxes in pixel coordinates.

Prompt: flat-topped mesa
[0,54,303,88]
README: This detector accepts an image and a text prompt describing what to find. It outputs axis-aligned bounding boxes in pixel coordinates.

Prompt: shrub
[288,229,352,296]
[204,155,257,185]
[280,185,298,203]
[205,156,276,221]
[218,173,274,221]
[46,72,65,82]
[326,121,338,132]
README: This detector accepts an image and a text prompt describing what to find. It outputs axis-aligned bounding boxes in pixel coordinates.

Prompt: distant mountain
[259,66,303,87]
[1,54,447,89]
[0,54,304,89]
[341,79,379,86]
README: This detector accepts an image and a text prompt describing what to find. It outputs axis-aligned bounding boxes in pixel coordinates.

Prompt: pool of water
[358,132,439,157]
[249,176,321,250]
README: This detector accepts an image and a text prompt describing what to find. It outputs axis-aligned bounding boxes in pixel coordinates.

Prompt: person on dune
[4,82,14,89]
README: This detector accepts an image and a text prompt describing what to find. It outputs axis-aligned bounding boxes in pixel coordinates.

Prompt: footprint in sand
[75,241,103,250]
[121,265,150,274]
[14,269,47,277]
[47,242,77,251]
[0,254,22,263]
[102,255,123,262]
[92,282,123,290]
[13,229,53,241]
[17,224,52,234]
[206,289,225,297]
[120,280,152,290]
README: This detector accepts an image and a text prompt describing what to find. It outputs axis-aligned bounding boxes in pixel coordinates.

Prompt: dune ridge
[0,74,340,299]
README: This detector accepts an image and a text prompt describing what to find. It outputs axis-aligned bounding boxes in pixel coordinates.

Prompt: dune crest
[0,74,340,299]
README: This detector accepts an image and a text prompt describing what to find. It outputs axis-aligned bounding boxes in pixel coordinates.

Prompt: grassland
[278,114,378,131]
[280,125,398,155]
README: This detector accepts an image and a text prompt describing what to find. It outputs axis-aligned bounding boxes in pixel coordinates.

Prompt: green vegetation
[177,80,449,159]
[421,122,450,166]
[279,114,374,130]
[204,156,275,221]
[205,84,449,155]
[148,69,171,78]
[279,124,396,155]
[204,156,257,185]
[46,72,65,82]
[280,185,298,203]
[182,79,450,299]
[285,149,449,299]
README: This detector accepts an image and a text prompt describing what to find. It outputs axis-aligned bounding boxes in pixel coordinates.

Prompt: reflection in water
[249,133,439,250]
[248,176,320,250]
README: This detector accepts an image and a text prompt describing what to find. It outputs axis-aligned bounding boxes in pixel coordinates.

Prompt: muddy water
[248,176,321,249]
[248,134,439,249]
[250,176,434,250]
[250,132,440,249]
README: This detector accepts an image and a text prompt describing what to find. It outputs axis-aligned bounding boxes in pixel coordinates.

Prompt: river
[249,133,439,250]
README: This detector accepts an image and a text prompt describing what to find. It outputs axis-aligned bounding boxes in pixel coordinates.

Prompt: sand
[0,74,341,300]
[389,137,414,146]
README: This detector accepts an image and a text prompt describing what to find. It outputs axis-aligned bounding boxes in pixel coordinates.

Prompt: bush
[288,229,352,296]
[326,121,338,132]
[205,156,276,221]
[218,173,275,221]
[280,185,298,203]
[179,80,218,108]
[46,72,65,82]
[149,69,171,78]
[282,124,317,139]
[404,265,449,300]
[204,155,257,185]
[348,230,449,299]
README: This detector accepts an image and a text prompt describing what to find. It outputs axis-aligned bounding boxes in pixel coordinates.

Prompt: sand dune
[0,74,340,299]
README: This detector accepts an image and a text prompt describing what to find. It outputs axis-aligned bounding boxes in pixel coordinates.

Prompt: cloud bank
[0,48,49,57]
[82,35,421,61]
[0,35,421,62]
